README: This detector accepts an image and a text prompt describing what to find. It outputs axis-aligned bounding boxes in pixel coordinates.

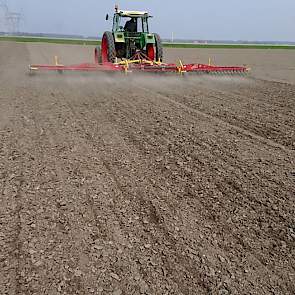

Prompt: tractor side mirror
[106,14,109,21]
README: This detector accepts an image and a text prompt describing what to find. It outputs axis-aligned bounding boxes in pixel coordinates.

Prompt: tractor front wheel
[101,31,116,63]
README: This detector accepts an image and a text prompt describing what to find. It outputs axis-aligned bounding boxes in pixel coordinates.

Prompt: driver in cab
[124,18,137,32]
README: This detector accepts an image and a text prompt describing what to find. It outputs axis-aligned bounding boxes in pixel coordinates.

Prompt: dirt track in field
[0,42,294,295]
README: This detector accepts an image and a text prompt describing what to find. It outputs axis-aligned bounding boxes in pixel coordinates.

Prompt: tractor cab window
[113,14,126,32]
[112,14,149,33]
[141,17,149,33]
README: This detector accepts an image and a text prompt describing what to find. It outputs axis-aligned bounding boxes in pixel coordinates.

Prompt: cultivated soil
[0,42,294,295]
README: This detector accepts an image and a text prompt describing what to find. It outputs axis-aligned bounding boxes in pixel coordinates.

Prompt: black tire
[94,46,102,64]
[154,33,163,62]
[102,31,116,63]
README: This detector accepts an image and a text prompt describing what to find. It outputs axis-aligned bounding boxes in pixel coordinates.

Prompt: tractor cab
[112,10,151,34]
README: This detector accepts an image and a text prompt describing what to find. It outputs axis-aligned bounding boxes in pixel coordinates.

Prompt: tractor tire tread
[103,31,116,63]
[154,33,163,62]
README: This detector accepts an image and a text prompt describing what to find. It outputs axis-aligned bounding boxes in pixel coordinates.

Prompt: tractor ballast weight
[98,8,163,63]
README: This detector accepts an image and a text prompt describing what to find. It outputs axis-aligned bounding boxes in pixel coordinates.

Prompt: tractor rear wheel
[94,46,102,64]
[101,31,116,63]
[154,33,163,62]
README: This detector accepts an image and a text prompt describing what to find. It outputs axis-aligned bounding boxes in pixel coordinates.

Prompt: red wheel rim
[101,35,108,63]
[146,44,155,61]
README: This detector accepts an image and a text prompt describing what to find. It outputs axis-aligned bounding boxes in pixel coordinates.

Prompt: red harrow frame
[29,51,249,75]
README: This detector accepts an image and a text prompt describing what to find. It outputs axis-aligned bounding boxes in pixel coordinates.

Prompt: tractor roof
[117,10,150,17]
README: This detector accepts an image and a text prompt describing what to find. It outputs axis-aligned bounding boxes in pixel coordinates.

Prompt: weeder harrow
[29,51,249,76]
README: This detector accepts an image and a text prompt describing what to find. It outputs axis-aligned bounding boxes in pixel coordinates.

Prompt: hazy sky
[6,0,295,41]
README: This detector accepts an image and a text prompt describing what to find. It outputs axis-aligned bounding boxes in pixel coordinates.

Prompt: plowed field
[0,42,294,295]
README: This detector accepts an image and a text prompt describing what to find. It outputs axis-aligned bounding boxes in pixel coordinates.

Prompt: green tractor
[95,7,163,64]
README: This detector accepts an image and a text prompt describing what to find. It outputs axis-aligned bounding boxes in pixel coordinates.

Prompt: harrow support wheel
[154,33,163,62]
[94,46,102,64]
[101,31,116,63]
